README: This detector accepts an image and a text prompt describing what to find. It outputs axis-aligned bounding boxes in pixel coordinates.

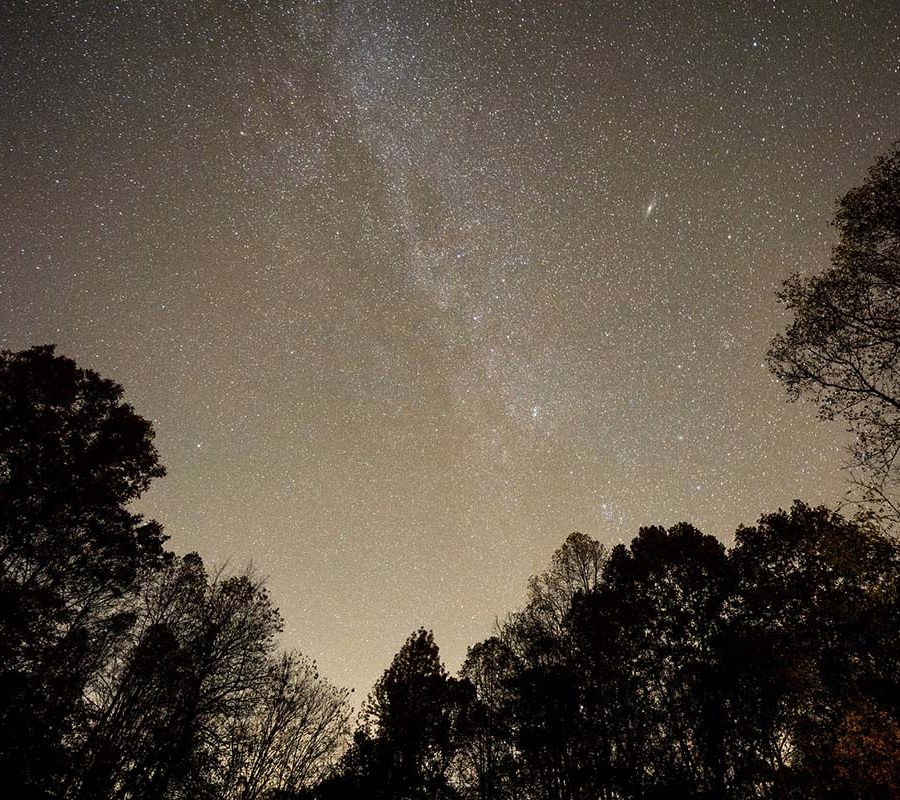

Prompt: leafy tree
[341,629,470,800]
[503,531,606,666]
[483,510,900,800]
[67,557,351,800]
[0,345,167,799]
[730,502,900,798]
[0,346,352,800]
[832,702,900,800]
[486,532,605,800]
[768,143,900,525]
[454,638,518,800]
[65,556,204,800]
[571,524,732,800]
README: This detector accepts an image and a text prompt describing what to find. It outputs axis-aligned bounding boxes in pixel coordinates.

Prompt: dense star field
[2,1,899,694]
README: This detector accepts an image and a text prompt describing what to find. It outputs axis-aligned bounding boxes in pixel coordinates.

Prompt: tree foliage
[0,345,168,798]
[321,514,900,799]
[330,629,470,800]
[0,347,351,800]
[768,142,900,524]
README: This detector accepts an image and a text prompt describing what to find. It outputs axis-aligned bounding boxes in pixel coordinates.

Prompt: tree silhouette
[0,345,167,799]
[729,502,900,798]
[448,510,900,800]
[0,347,355,800]
[497,532,606,800]
[336,629,470,800]
[503,531,607,665]
[121,556,282,800]
[570,524,732,799]
[455,638,518,800]
[768,142,900,525]
[4,345,900,799]
[216,650,351,800]
[63,550,350,800]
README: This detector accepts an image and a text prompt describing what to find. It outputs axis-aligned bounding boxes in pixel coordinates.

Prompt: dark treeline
[2,143,899,798]
[316,516,900,800]
[0,346,351,800]
[2,346,900,800]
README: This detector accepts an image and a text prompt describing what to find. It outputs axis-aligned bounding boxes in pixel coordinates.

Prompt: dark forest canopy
[0,346,351,800]
[315,516,900,800]
[2,345,900,800]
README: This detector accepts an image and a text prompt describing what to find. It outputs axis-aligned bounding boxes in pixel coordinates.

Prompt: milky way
[2,0,899,694]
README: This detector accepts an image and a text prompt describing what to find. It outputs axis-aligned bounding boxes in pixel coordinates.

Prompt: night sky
[2,0,899,695]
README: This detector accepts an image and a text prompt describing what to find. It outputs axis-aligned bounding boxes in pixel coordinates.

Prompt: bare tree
[219,651,352,800]
[68,554,283,800]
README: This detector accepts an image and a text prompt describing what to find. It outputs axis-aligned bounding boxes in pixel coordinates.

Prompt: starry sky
[2,0,899,695]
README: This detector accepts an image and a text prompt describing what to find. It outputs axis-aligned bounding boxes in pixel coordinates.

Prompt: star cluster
[2,0,898,693]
